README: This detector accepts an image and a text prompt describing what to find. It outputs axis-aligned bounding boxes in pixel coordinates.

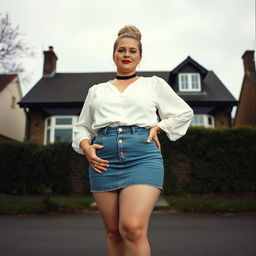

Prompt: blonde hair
[113,25,142,56]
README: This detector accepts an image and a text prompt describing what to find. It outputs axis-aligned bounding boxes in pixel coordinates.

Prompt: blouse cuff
[157,110,194,141]
[72,134,94,155]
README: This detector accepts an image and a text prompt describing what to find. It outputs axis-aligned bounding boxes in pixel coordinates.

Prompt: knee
[119,223,146,242]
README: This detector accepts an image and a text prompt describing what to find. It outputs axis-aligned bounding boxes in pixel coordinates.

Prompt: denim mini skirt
[88,125,164,192]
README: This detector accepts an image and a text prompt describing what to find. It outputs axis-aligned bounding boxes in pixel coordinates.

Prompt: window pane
[192,115,204,125]
[55,118,72,125]
[54,129,72,142]
[191,75,199,89]
[198,115,204,124]
[181,75,188,89]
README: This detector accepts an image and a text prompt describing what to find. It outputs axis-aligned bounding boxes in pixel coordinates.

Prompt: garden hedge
[0,142,71,195]
[160,126,256,194]
[0,127,255,195]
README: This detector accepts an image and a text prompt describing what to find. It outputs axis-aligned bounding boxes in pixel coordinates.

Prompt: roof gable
[0,74,18,93]
[169,56,208,85]
[171,56,208,74]
[168,56,208,86]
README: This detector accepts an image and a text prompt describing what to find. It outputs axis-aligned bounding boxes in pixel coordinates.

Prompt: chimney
[242,50,255,74]
[43,46,58,77]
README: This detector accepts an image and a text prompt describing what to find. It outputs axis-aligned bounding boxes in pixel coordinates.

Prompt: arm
[154,76,194,141]
[72,87,109,173]
[72,88,95,154]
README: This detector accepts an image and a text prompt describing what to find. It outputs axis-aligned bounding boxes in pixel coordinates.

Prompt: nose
[124,50,130,58]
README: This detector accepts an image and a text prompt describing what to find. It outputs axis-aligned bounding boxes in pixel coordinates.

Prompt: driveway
[0,212,255,256]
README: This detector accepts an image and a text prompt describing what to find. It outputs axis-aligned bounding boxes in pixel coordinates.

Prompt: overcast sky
[1,0,255,99]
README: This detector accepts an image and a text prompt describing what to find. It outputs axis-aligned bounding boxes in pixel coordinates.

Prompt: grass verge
[164,194,256,214]
[0,194,255,215]
[0,194,94,215]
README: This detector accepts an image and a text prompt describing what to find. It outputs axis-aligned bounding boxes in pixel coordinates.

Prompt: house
[234,50,256,126]
[0,74,26,142]
[18,47,237,145]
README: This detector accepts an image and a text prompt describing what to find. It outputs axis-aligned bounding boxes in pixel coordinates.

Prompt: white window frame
[44,115,78,145]
[178,73,201,92]
[190,114,215,128]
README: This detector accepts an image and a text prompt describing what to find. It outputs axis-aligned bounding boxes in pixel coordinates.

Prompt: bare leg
[118,185,161,256]
[92,190,125,256]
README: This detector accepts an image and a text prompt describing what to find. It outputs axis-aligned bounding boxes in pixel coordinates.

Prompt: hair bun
[118,25,142,41]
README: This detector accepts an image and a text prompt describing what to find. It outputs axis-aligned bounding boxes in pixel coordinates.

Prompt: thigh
[119,185,161,230]
[92,190,120,233]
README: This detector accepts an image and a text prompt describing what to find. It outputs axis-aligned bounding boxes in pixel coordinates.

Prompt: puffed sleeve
[72,87,95,154]
[154,76,194,141]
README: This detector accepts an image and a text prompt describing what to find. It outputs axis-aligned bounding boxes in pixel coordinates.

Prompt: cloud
[1,0,255,97]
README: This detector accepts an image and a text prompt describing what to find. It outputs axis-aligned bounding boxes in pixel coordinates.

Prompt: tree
[0,12,35,75]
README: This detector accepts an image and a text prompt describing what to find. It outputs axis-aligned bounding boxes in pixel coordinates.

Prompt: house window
[178,73,201,92]
[190,114,214,128]
[44,116,78,144]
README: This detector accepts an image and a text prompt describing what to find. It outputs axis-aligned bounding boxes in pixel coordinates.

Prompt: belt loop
[131,126,136,135]
[104,126,108,135]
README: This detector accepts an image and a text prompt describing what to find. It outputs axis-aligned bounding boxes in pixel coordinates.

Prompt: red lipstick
[122,60,131,64]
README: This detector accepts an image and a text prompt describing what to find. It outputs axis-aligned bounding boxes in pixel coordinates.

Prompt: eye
[130,49,137,54]
[117,49,124,53]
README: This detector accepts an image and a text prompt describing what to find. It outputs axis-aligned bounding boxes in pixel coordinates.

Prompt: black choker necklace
[116,73,137,80]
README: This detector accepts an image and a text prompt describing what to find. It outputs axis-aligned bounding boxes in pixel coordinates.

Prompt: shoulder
[141,76,170,92]
[88,81,109,92]
[84,81,109,99]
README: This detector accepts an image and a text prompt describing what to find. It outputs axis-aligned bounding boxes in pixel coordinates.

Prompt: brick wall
[213,107,231,127]
[29,108,45,144]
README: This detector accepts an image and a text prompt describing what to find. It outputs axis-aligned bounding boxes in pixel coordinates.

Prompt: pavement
[0,211,255,256]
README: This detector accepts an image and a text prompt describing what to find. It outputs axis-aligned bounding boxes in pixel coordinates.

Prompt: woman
[72,25,194,256]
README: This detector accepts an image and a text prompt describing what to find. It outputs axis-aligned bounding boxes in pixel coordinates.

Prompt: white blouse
[72,76,194,154]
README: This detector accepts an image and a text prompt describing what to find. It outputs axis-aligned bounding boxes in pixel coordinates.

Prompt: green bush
[160,126,256,194]
[0,127,255,195]
[0,142,71,195]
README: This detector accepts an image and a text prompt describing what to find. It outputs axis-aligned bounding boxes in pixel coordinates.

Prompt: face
[113,37,142,75]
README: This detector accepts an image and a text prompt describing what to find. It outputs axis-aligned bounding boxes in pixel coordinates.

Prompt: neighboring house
[18,47,237,145]
[0,74,26,142]
[234,50,256,126]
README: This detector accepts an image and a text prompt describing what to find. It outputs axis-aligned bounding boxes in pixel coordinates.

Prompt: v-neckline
[108,77,142,94]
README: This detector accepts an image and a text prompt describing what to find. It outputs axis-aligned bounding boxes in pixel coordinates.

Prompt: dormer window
[178,73,201,92]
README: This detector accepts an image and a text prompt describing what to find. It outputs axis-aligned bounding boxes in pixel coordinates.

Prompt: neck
[116,72,137,80]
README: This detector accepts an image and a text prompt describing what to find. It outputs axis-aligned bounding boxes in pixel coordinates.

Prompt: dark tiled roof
[18,71,169,106]
[0,74,17,93]
[18,69,237,107]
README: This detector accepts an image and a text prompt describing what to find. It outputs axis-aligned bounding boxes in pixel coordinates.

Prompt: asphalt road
[0,212,255,256]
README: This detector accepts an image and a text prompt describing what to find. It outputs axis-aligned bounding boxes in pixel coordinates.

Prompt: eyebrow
[118,47,138,50]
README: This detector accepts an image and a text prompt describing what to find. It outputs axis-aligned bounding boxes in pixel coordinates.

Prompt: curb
[90,195,170,211]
